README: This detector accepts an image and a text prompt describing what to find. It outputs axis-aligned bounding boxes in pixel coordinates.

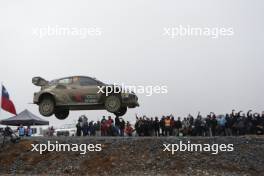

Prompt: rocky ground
[0,136,263,176]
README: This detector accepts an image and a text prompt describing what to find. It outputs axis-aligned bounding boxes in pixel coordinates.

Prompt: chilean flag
[1,85,17,115]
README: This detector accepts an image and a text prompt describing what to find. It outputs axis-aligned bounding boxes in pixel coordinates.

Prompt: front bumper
[121,93,139,108]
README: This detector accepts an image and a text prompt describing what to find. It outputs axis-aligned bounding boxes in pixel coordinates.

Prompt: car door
[53,77,77,105]
[71,76,102,105]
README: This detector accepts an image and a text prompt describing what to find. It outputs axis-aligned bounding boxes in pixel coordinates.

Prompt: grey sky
[0,0,263,127]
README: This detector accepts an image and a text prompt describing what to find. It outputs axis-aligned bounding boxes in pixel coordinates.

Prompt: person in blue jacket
[17,124,25,137]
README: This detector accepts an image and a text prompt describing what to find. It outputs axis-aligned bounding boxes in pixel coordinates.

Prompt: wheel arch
[38,92,56,105]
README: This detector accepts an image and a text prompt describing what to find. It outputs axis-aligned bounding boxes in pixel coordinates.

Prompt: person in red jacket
[125,122,134,136]
[101,117,107,136]
[106,116,114,136]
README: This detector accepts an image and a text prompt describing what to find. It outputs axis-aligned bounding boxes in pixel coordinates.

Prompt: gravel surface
[0,136,263,175]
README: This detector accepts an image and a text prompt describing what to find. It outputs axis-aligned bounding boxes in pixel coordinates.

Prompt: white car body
[55,124,76,136]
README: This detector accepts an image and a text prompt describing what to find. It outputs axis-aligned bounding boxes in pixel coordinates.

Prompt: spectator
[125,122,134,136]
[119,118,125,136]
[115,116,121,136]
[194,116,203,136]
[170,116,175,136]
[175,117,182,136]
[76,121,82,136]
[182,118,189,136]
[225,114,233,136]
[89,121,96,136]
[17,125,25,137]
[101,116,107,136]
[164,116,171,136]
[160,116,165,136]
[210,114,218,136]
[95,121,101,136]
[106,116,114,136]
[48,126,55,137]
[217,115,226,136]
[26,126,33,137]
[153,117,160,136]
[82,120,89,136]
[75,109,264,138]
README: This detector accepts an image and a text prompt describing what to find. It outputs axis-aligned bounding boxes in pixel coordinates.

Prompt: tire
[114,106,127,117]
[54,108,69,120]
[39,96,55,117]
[104,95,122,113]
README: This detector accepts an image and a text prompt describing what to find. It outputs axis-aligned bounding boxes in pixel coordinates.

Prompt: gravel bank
[0,136,263,175]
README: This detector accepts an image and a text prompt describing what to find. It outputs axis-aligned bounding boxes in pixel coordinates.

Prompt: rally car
[32,76,139,120]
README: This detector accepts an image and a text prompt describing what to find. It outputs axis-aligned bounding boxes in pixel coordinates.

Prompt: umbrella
[0,109,49,126]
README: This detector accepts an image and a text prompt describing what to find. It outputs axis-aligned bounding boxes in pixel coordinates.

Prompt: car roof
[50,76,104,84]
[51,76,93,81]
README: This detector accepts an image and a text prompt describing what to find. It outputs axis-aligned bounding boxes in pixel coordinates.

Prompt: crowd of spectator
[76,115,134,137]
[16,125,33,137]
[75,110,264,137]
[134,110,264,136]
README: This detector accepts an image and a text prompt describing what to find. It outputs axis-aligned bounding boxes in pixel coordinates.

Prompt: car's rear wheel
[114,106,127,117]
[39,96,55,117]
[54,108,69,120]
[105,95,121,113]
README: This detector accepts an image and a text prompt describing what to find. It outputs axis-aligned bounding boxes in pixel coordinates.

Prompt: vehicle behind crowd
[54,124,76,137]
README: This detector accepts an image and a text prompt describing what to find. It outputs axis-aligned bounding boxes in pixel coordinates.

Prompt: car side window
[58,78,72,84]
[79,77,98,86]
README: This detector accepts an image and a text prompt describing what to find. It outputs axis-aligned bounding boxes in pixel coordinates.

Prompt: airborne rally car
[32,76,139,120]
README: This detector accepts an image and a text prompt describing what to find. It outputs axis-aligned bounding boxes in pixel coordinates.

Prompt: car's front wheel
[105,95,122,113]
[39,96,55,117]
[54,108,69,120]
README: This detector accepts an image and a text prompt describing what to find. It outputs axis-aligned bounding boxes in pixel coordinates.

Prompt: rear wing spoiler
[32,77,49,86]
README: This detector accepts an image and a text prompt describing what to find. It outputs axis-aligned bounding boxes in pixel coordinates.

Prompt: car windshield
[93,77,104,84]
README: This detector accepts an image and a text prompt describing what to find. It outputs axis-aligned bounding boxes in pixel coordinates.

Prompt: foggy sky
[0,0,263,127]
